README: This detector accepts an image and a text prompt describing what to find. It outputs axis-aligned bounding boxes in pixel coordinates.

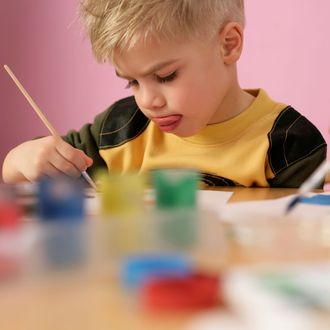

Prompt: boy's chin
[172,128,200,138]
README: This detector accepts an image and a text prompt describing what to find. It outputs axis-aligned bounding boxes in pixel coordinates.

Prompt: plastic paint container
[37,176,86,271]
[97,171,145,218]
[121,254,192,290]
[151,169,199,248]
[0,185,23,281]
[141,272,222,311]
[152,169,199,209]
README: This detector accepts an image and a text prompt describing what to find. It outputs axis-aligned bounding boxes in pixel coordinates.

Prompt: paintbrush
[286,159,330,213]
[4,64,97,190]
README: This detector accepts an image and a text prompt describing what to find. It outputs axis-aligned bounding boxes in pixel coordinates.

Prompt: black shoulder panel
[267,106,326,174]
[201,173,238,187]
[99,96,150,148]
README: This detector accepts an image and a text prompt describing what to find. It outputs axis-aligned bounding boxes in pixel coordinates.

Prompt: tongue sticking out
[152,115,182,126]
[151,115,182,132]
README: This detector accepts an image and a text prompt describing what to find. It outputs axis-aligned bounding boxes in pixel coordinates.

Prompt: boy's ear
[219,22,243,64]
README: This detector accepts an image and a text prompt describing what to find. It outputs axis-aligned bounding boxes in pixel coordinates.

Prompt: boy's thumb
[81,152,93,167]
[85,156,93,167]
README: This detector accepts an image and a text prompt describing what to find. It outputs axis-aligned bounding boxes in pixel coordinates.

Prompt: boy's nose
[137,88,166,111]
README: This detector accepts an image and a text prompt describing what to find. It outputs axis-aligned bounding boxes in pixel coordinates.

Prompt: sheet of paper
[223,263,330,330]
[220,193,330,223]
[198,190,233,210]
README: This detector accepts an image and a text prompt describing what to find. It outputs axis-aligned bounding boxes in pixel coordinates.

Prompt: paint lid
[141,272,221,311]
[121,254,192,289]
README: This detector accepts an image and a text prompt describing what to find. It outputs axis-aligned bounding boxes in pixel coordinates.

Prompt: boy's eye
[125,80,139,89]
[156,71,177,83]
[124,71,177,89]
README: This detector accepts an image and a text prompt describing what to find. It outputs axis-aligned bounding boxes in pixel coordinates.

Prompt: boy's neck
[210,82,255,124]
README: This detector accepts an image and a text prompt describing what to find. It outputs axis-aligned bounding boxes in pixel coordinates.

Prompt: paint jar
[36,176,87,274]
[97,171,145,218]
[151,169,199,249]
[95,171,149,256]
[0,185,24,282]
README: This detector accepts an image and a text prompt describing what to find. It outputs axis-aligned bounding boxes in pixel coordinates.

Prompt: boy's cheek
[132,95,144,111]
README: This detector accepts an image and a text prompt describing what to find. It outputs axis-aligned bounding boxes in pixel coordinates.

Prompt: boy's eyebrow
[115,59,179,80]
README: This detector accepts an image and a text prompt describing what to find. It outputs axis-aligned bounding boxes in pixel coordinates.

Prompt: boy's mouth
[151,115,182,132]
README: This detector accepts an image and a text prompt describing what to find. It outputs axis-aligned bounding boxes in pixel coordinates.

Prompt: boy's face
[114,34,240,137]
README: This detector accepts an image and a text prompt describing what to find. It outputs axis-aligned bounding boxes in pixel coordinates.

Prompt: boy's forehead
[114,35,176,59]
[113,37,184,74]
[112,34,207,75]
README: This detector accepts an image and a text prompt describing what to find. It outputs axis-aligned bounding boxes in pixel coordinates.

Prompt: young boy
[2,0,327,187]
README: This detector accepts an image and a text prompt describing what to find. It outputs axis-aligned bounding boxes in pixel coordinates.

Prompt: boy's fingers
[75,148,93,167]
[81,153,93,167]
[25,162,61,182]
[56,140,90,172]
[49,151,83,177]
[41,162,63,178]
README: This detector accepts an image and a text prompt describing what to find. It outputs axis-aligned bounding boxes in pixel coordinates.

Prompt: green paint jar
[152,169,199,209]
[151,169,199,248]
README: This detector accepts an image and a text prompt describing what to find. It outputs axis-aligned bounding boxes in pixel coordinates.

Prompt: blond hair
[80,0,245,63]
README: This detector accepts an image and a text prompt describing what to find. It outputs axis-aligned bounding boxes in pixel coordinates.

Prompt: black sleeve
[62,96,148,178]
[267,107,327,188]
[62,109,109,177]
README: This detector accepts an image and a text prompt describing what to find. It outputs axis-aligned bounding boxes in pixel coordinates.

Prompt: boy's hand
[2,136,93,183]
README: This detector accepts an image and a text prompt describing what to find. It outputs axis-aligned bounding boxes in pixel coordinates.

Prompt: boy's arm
[63,97,143,177]
[62,109,109,177]
[2,104,117,184]
[266,107,327,188]
[2,145,31,183]
[267,145,327,188]
[2,102,125,183]
[2,136,93,183]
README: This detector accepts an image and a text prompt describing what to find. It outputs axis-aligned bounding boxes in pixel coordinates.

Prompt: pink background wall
[1,0,329,182]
